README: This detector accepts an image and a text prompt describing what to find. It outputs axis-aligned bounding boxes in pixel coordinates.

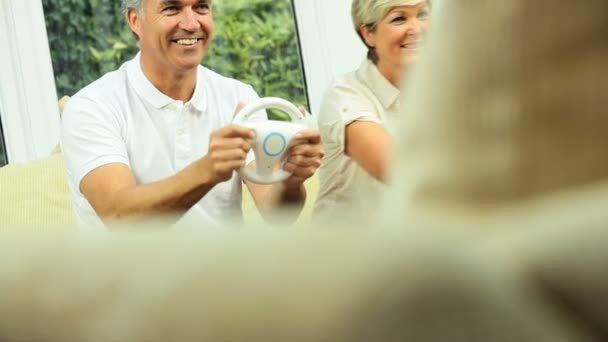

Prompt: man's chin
[179,62,202,70]
[174,56,205,72]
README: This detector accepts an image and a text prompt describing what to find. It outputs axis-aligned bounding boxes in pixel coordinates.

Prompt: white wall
[293,0,366,115]
[0,0,60,163]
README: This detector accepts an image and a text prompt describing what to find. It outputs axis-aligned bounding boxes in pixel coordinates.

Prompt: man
[61,0,324,229]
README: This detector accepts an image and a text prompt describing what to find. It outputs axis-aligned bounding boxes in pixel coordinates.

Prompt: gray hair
[352,0,429,63]
[122,0,145,40]
[122,0,144,14]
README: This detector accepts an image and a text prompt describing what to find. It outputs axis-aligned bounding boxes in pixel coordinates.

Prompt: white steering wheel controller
[232,97,309,184]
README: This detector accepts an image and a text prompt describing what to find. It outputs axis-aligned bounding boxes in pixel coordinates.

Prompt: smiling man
[60,0,324,229]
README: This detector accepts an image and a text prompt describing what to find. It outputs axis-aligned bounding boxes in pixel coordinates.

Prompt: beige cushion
[0,96,76,231]
[0,150,76,231]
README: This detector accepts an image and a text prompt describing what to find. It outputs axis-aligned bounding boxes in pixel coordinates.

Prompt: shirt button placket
[174,104,191,171]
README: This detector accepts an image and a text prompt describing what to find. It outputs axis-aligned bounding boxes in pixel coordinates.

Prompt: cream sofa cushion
[0,150,76,231]
[0,95,75,231]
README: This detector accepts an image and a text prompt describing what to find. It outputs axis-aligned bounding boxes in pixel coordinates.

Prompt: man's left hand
[281,129,324,189]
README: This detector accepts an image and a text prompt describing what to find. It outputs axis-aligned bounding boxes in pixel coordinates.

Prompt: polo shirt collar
[356,59,400,109]
[190,67,207,112]
[127,52,207,112]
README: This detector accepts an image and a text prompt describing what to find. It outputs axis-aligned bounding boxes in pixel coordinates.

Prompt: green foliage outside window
[205,0,308,113]
[43,0,134,98]
[42,0,307,120]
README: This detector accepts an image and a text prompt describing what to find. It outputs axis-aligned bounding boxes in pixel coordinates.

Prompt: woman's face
[363,2,431,84]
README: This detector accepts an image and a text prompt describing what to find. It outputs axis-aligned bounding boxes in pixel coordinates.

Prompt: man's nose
[179,8,199,31]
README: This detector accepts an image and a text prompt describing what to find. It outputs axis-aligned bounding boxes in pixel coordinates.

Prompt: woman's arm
[345,120,393,182]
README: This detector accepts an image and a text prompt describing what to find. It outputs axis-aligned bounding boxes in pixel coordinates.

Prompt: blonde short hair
[352,0,429,62]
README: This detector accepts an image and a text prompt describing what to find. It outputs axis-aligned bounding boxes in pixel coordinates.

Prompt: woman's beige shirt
[314,59,400,219]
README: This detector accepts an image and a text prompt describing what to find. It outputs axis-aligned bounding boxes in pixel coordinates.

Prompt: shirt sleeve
[317,80,382,154]
[60,94,130,194]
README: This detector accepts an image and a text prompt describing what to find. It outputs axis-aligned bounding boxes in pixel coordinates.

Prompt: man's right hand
[202,125,255,184]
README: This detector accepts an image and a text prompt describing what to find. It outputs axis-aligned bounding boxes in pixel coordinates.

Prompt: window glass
[42,0,138,98]
[42,0,308,120]
[206,0,308,118]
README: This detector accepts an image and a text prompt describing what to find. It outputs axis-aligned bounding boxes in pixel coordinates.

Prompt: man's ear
[126,8,143,40]
[360,24,376,48]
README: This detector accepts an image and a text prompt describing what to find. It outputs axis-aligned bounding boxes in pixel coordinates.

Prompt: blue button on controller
[262,132,287,157]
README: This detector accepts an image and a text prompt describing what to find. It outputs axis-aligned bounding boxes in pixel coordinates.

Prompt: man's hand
[202,125,255,184]
[281,128,324,189]
[282,106,324,189]
[242,105,323,224]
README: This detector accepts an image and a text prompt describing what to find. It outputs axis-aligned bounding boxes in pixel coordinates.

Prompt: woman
[314,0,431,218]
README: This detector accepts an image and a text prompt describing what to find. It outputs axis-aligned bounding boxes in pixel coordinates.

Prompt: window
[43,0,136,99]
[0,109,7,167]
[206,0,309,119]
[293,0,366,114]
[43,0,308,120]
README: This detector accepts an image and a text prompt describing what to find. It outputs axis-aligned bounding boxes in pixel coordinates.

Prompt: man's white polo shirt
[61,53,264,229]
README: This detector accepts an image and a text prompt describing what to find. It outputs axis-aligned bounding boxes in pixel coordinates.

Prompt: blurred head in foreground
[381,0,608,221]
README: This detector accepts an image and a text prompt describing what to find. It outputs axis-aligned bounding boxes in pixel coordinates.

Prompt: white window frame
[293,0,366,115]
[0,0,60,164]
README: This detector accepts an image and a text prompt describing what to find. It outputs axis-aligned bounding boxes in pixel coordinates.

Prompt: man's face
[130,0,213,73]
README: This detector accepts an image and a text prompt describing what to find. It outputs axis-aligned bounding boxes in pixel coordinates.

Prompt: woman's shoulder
[320,70,378,112]
[326,70,366,93]
[323,60,380,101]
